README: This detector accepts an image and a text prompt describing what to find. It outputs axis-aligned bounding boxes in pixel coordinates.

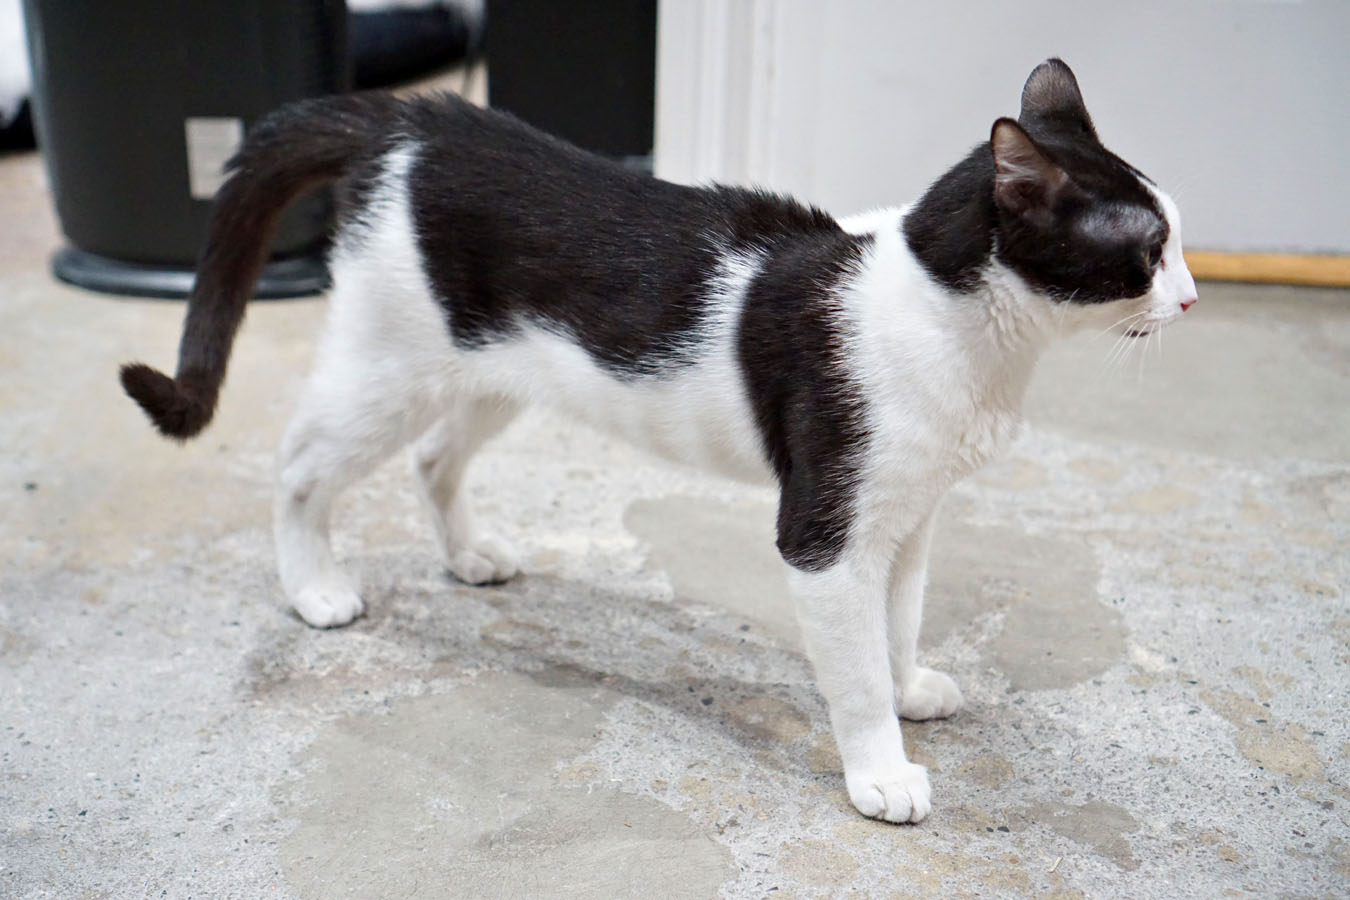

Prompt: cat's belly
[456,324,775,486]
[569,387,774,485]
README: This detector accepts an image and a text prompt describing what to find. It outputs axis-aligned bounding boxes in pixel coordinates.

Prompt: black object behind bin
[21,0,349,298]
[487,0,656,169]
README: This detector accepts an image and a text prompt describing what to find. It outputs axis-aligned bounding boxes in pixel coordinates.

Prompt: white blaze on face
[1144,181,1199,324]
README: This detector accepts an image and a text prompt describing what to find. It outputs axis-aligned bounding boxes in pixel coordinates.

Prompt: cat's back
[392,93,702,227]
[390,93,850,257]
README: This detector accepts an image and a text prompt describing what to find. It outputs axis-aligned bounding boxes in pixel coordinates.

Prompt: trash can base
[51,247,329,300]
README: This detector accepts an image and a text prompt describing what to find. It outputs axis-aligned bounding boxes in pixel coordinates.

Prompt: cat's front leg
[886,505,964,721]
[787,558,931,823]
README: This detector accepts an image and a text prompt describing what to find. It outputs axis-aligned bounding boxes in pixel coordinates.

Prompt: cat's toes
[292,581,364,628]
[897,667,964,721]
[846,760,932,824]
[445,533,519,585]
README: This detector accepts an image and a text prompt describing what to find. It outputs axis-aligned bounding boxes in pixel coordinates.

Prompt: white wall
[656,0,1349,255]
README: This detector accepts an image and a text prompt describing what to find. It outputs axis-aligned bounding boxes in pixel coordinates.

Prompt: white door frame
[654,0,812,191]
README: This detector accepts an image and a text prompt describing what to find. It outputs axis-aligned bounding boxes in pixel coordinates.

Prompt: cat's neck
[901,145,997,295]
[831,211,1060,443]
[972,260,1063,355]
[918,268,1051,433]
[847,210,1058,379]
[960,261,1059,408]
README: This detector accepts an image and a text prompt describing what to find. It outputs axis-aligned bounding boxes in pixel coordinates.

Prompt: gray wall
[657,0,1349,254]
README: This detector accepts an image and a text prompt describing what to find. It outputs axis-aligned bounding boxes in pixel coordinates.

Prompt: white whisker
[1103,328,1136,376]
[1090,310,1150,379]
[1135,330,1148,386]
[1089,309,1149,347]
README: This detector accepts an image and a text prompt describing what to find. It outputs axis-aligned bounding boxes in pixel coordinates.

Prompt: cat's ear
[990,117,1074,221]
[1019,58,1096,137]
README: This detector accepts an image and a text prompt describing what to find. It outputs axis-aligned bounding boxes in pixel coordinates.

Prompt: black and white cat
[122,59,1197,824]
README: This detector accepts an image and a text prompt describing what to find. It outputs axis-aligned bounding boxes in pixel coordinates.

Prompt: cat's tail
[120,93,396,440]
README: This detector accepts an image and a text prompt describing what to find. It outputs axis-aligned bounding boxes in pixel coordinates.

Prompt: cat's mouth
[1126,328,1151,338]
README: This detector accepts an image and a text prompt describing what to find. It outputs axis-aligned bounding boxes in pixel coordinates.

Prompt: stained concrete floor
[1,142,1348,899]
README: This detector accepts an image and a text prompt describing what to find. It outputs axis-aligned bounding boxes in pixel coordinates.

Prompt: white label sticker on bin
[184,117,244,200]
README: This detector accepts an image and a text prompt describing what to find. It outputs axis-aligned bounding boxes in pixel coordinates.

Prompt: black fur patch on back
[400,96,869,380]
[403,95,734,377]
[739,230,875,572]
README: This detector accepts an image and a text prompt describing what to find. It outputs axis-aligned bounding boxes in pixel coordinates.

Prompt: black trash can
[21,0,349,298]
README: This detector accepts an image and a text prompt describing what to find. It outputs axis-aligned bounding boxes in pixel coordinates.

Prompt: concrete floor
[1,138,1348,899]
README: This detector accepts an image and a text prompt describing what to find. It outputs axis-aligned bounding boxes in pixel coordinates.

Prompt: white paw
[445,533,520,585]
[897,667,964,721]
[846,760,932,823]
[292,581,364,628]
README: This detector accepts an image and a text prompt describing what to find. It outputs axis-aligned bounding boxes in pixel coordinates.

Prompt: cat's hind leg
[413,395,522,585]
[274,348,443,628]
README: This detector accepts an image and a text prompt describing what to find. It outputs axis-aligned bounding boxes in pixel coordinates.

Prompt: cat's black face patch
[904,58,1169,306]
[995,137,1168,304]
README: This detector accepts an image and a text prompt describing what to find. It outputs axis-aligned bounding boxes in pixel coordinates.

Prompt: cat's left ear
[990,117,1075,222]
[1019,58,1097,138]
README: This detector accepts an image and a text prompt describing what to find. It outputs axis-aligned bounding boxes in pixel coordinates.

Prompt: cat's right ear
[1019,58,1096,137]
[990,117,1073,223]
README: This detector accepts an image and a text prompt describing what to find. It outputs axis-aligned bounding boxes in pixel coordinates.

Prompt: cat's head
[990,59,1197,337]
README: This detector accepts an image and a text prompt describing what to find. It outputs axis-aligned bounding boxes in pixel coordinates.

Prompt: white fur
[1147,183,1200,318]
[273,146,1195,821]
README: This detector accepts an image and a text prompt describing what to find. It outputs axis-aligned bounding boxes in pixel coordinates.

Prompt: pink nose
[1180,298,1196,312]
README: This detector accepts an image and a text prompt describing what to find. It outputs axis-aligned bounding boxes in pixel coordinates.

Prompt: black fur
[901,146,998,294]
[405,96,716,376]
[1018,57,1097,139]
[739,232,875,571]
[403,97,854,381]
[904,58,1166,304]
[119,363,214,441]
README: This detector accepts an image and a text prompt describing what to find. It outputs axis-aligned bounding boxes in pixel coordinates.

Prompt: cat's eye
[1145,241,1164,269]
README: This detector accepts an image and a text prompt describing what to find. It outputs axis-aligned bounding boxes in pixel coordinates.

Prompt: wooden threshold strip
[1183,251,1350,288]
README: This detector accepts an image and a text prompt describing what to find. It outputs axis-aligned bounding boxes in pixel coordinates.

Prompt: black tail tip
[119,363,214,440]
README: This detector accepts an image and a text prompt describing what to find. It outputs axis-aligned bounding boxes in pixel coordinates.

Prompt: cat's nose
[1180,297,1196,312]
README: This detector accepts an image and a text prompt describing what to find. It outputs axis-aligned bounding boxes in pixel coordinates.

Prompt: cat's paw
[846,760,932,823]
[897,667,964,721]
[292,581,364,628]
[445,533,520,586]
